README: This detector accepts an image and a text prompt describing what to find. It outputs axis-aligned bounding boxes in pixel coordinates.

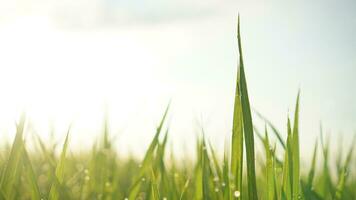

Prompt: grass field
[0,18,355,200]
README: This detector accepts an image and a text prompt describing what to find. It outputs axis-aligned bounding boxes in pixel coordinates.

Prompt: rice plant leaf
[128,103,170,200]
[208,141,222,180]
[344,135,355,169]
[253,126,266,144]
[150,169,160,200]
[103,110,111,149]
[179,179,190,200]
[336,136,344,173]
[264,128,275,200]
[231,37,244,196]
[34,133,56,167]
[49,127,71,200]
[222,140,231,200]
[255,110,286,149]
[0,113,26,199]
[194,139,204,200]
[155,130,173,199]
[334,168,346,200]
[301,140,318,200]
[307,140,318,187]
[319,124,334,198]
[138,103,170,178]
[22,149,41,200]
[334,136,356,200]
[292,92,300,200]
[201,142,210,200]
[49,170,70,200]
[237,15,258,200]
[282,117,293,200]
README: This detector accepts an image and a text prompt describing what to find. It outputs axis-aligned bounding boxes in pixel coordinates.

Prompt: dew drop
[234,190,240,198]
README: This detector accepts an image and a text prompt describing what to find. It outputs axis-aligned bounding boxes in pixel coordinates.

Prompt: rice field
[0,18,355,200]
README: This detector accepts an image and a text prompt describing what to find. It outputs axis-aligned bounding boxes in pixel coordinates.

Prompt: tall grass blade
[255,111,286,149]
[292,92,300,200]
[222,140,231,200]
[307,140,318,187]
[237,15,258,200]
[22,149,41,200]
[231,23,244,197]
[282,117,293,200]
[334,136,356,200]
[264,127,275,200]
[319,125,334,198]
[0,113,26,199]
[49,127,71,200]
[150,168,160,200]
[128,103,170,200]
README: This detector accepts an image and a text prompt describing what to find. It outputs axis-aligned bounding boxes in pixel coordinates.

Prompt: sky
[0,0,355,158]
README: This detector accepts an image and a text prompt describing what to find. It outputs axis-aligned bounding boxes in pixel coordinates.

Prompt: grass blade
[0,113,26,199]
[237,15,258,200]
[282,117,293,200]
[231,33,244,197]
[292,92,300,200]
[307,140,318,187]
[334,136,356,200]
[255,111,286,149]
[49,127,71,200]
[264,127,275,200]
[128,103,170,200]
[22,149,41,200]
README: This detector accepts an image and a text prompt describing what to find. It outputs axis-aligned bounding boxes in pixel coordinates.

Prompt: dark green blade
[237,15,258,200]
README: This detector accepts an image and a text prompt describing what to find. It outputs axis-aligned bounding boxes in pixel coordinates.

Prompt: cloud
[52,0,229,28]
[0,0,231,29]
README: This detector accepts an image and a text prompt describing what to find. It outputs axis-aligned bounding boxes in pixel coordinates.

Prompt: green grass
[0,17,355,200]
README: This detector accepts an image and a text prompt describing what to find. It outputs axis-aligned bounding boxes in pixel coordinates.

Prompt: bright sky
[0,0,355,157]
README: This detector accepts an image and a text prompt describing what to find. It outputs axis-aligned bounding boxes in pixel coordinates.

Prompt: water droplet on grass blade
[234,191,240,198]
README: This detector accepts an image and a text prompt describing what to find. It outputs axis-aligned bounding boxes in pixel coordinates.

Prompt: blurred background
[0,0,355,157]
